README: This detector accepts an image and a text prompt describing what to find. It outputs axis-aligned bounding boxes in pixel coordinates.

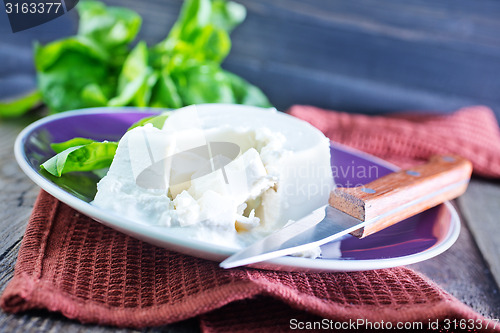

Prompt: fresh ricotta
[93,104,333,249]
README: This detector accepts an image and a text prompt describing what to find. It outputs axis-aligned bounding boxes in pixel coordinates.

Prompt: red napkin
[289,105,500,178]
[2,105,500,332]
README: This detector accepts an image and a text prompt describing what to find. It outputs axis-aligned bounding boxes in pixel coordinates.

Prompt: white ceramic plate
[15,106,461,272]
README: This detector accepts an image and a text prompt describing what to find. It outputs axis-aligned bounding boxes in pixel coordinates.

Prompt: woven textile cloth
[289,105,500,178]
[2,106,500,331]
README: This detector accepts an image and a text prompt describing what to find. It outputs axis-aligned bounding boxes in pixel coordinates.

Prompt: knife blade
[220,154,473,269]
[219,205,364,269]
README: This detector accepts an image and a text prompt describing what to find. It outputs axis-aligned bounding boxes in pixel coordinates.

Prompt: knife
[220,155,472,269]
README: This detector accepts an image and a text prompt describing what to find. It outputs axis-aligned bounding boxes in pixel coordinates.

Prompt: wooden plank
[0,9,74,100]
[457,179,500,290]
[0,121,40,255]
[222,0,500,115]
[409,201,500,319]
[101,0,500,117]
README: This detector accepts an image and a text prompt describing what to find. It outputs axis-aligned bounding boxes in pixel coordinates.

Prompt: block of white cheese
[93,104,333,247]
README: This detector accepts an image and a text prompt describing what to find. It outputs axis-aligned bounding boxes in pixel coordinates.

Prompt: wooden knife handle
[329,155,473,238]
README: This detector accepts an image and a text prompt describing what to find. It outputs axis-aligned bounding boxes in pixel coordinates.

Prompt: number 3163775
[5,2,62,14]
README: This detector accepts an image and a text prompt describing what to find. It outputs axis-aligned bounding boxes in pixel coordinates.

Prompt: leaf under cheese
[41,141,118,177]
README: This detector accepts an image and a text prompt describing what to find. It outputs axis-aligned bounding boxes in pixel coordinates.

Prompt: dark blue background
[1,0,500,121]
[5,0,66,33]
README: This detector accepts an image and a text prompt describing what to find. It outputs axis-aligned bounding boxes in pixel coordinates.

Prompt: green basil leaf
[173,64,235,104]
[224,71,271,107]
[149,71,183,108]
[108,41,156,107]
[193,24,231,63]
[156,0,234,64]
[51,137,97,153]
[31,0,271,116]
[41,141,118,177]
[117,41,148,91]
[211,0,246,32]
[107,72,147,107]
[127,112,170,131]
[81,83,109,106]
[134,71,159,107]
[35,37,115,113]
[0,90,42,118]
[77,1,141,50]
[34,36,108,71]
[169,0,211,43]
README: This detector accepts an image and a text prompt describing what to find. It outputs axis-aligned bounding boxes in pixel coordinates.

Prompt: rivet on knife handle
[329,155,473,238]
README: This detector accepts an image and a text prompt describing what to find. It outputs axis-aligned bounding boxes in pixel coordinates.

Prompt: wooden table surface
[1,0,500,331]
